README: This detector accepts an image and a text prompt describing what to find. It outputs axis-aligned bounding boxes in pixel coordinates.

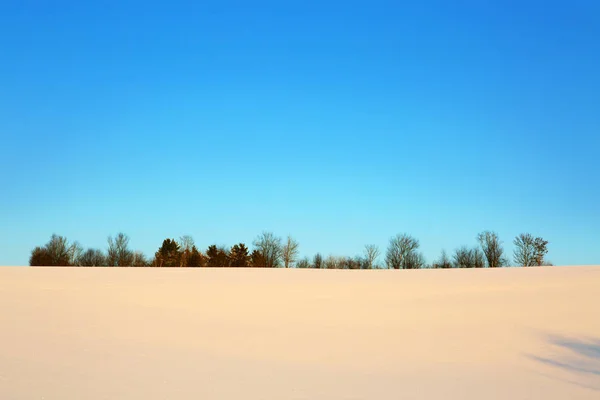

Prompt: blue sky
[1,0,599,266]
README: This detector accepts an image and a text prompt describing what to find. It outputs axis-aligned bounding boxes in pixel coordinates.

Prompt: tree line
[29,230,550,268]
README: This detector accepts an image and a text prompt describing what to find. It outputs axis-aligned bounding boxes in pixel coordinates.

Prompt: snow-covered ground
[1,266,599,399]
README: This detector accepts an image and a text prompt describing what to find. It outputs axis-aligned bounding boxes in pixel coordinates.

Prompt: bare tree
[252,231,282,268]
[405,252,426,269]
[453,246,485,268]
[385,233,421,269]
[513,233,548,266]
[79,249,107,266]
[178,235,196,267]
[107,232,134,266]
[433,250,452,269]
[68,241,84,266]
[324,255,343,269]
[29,234,78,266]
[282,235,300,268]
[363,245,380,269]
[296,257,311,269]
[347,256,365,270]
[453,247,470,268]
[48,234,72,265]
[477,231,507,268]
[132,251,148,267]
[179,235,195,252]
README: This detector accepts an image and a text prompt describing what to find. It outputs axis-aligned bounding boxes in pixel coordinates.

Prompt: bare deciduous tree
[433,250,453,269]
[132,251,148,267]
[347,256,365,270]
[405,252,426,269]
[282,235,300,268]
[253,231,282,268]
[29,234,79,266]
[513,233,548,266]
[78,249,107,266]
[477,231,507,268]
[47,234,72,265]
[324,255,343,269]
[363,244,380,269]
[107,232,134,267]
[68,241,84,266]
[385,233,421,269]
[178,235,196,267]
[296,257,311,269]
[452,246,485,268]
[179,235,195,252]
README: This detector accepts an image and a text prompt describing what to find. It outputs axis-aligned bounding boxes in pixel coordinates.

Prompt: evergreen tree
[187,245,205,268]
[154,238,181,267]
[250,249,267,268]
[230,243,250,267]
[206,245,229,267]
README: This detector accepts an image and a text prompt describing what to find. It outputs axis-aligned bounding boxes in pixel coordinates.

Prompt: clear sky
[1,1,599,266]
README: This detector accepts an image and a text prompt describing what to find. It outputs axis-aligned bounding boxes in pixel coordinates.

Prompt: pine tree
[250,250,267,268]
[187,246,205,268]
[154,239,181,267]
[230,243,250,267]
[206,245,229,267]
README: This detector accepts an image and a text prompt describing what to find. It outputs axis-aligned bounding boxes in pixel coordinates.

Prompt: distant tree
[363,245,380,269]
[206,245,219,267]
[282,236,300,268]
[29,246,53,266]
[253,232,282,268]
[68,241,84,266]
[296,257,311,269]
[324,255,335,269]
[187,246,206,268]
[206,245,229,268]
[453,247,471,268]
[78,249,107,266]
[433,250,453,269]
[216,246,230,267]
[132,251,149,267]
[513,233,549,267]
[179,235,195,252]
[250,249,266,268]
[385,233,421,269]
[345,256,364,270]
[107,233,134,266]
[324,255,344,269]
[472,248,486,268]
[452,246,485,268]
[29,234,72,266]
[313,253,324,269]
[405,252,426,269]
[477,231,507,268]
[154,239,181,267]
[178,235,196,267]
[230,243,250,267]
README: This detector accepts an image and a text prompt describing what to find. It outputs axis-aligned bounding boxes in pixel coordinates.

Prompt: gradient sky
[1,1,599,266]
